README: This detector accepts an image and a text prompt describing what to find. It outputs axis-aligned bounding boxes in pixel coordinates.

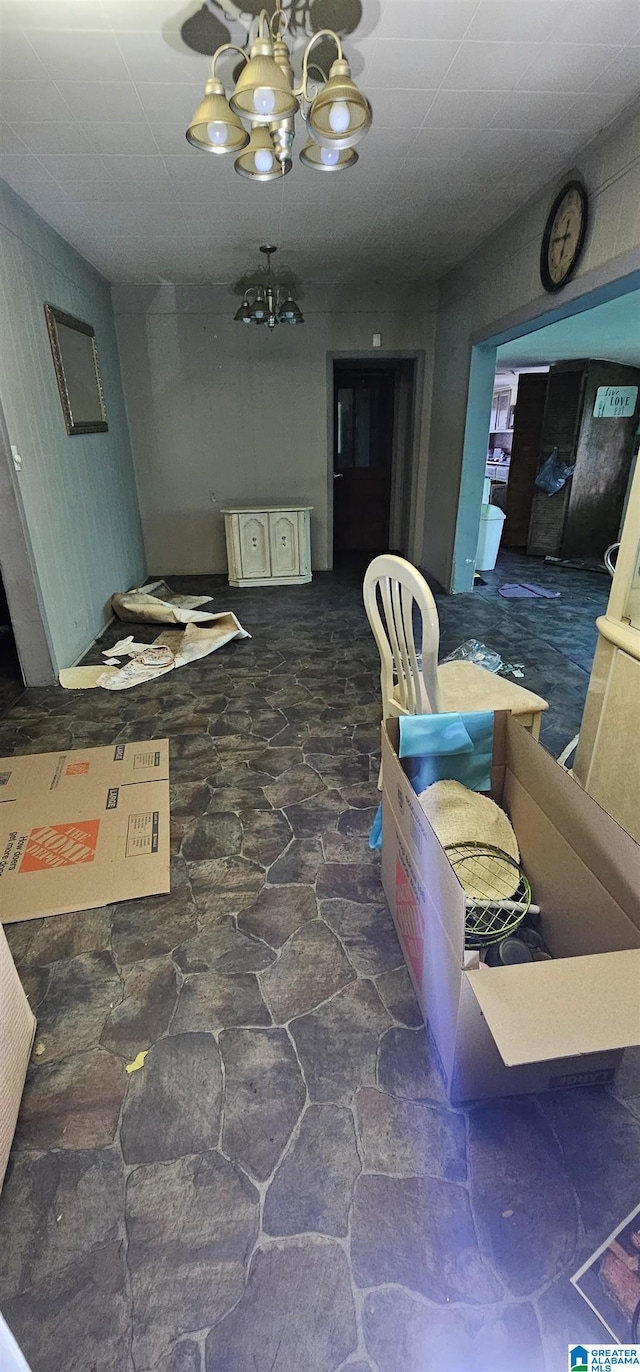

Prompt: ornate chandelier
[186,1,372,179]
[234,245,303,328]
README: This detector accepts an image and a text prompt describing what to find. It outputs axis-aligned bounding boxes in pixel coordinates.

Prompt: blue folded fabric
[400,711,494,795]
[369,711,495,850]
[398,712,473,759]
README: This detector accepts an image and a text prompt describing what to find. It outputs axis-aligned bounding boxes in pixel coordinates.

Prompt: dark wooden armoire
[526,359,640,560]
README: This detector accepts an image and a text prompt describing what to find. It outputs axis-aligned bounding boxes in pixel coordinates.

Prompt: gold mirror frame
[44,304,108,435]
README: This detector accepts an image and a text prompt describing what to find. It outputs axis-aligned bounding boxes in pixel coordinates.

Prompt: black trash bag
[534,447,576,496]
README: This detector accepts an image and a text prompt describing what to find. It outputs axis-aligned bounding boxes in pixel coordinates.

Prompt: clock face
[540,181,588,293]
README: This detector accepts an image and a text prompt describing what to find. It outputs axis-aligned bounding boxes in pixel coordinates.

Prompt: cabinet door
[491,387,511,431]
[238,513,271,579]
[269,511,300,578]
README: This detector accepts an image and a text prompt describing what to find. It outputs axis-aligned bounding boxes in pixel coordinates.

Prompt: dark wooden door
[503,374,548,547]
[333,368,395,554]
[527,362,586,557]
[562,361,640,559]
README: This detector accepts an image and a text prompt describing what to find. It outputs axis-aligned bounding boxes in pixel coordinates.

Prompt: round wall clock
[540,180,589,293]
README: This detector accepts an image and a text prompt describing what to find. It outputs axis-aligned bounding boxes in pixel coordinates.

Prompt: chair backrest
[363,553,443,716]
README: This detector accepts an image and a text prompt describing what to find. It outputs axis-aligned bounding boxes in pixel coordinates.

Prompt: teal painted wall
[0,179,145,671]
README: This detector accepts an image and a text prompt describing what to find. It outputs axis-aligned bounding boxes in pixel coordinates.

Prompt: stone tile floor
[1,555,638,1372]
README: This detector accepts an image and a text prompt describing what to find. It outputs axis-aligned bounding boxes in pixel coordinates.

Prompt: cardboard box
[0,740,170,923]
[381,714,640,1103]
[0,922,36,1190]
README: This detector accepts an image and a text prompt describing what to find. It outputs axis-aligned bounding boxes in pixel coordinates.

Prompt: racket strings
[445,842,532,948]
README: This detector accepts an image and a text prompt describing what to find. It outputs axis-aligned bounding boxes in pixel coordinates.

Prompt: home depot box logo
[19,820,100,872]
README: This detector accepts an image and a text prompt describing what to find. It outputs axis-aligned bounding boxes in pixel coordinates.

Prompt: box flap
[504,716,640,934]
[466,950,640,1066]
[0,923,36,1189]
[0,739,170,804]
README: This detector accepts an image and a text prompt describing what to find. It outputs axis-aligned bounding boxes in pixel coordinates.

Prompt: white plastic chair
[363,554,548,785]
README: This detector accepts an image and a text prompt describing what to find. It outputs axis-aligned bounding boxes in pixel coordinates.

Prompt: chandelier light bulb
[253,86,277,116]
[254,147,274,173]
[206,122,228,145]
[189,25,372,174]
[328,100,350,133]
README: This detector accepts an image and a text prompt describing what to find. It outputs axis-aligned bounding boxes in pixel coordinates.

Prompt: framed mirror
[44,304,108,435]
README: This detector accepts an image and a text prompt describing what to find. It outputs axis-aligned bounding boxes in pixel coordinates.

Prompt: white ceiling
[0,0,639,284]
[497,286,640,367]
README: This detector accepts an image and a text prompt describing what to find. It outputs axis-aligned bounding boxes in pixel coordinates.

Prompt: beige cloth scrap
[97,645,176,691]
[106,636,149,658]
[59,665,120,690]
[143,580,212,611]
[111,580,219,626]
[97,613,250,691]
[153,630,186,653]
[173,616,249,666]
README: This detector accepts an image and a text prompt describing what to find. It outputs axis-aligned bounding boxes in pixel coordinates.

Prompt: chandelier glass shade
[185,78,249,154]
[235,124,290,180]
[234,247,304,330]
[298,138,358,171]
[186,3,372,179]
[229,37,298,124]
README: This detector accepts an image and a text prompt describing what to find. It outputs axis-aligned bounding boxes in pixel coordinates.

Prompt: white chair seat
[438,659,547,722]
[393,660,547,723]
[364,554,548,787]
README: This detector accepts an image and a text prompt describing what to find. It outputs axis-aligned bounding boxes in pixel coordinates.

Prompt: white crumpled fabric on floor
[95,615,250,690]
[111,579,220,626]
[59,581,250,691]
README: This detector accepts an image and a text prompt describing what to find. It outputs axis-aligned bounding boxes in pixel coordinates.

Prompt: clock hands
[550,217,576,273]
[541,181,587,292]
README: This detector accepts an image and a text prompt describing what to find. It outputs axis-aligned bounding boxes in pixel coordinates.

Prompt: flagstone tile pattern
[0,560,634,1372]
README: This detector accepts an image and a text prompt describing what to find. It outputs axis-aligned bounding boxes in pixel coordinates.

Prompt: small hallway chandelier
[234,245,303,328]
[186,1,372,179]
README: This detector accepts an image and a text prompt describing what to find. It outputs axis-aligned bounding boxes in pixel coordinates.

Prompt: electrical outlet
[209,491,218,504]
[372,333,382,348]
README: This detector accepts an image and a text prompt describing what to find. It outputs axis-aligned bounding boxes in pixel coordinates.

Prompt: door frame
[326,351,426,569]
[451,252,640,592]
[0,395,56,686]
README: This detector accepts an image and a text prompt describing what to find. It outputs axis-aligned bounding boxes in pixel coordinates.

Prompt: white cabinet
[269,510,300,579]
[239,512,270,580]
[490,386,512,432]
[223,505,312,587]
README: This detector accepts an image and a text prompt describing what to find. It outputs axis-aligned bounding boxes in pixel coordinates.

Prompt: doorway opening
[453,273,640,595]
[332,358,417,562]
[476,300,640,579]
[0,569,23,711]
[0,395,55,692]
[450,274,640,765]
